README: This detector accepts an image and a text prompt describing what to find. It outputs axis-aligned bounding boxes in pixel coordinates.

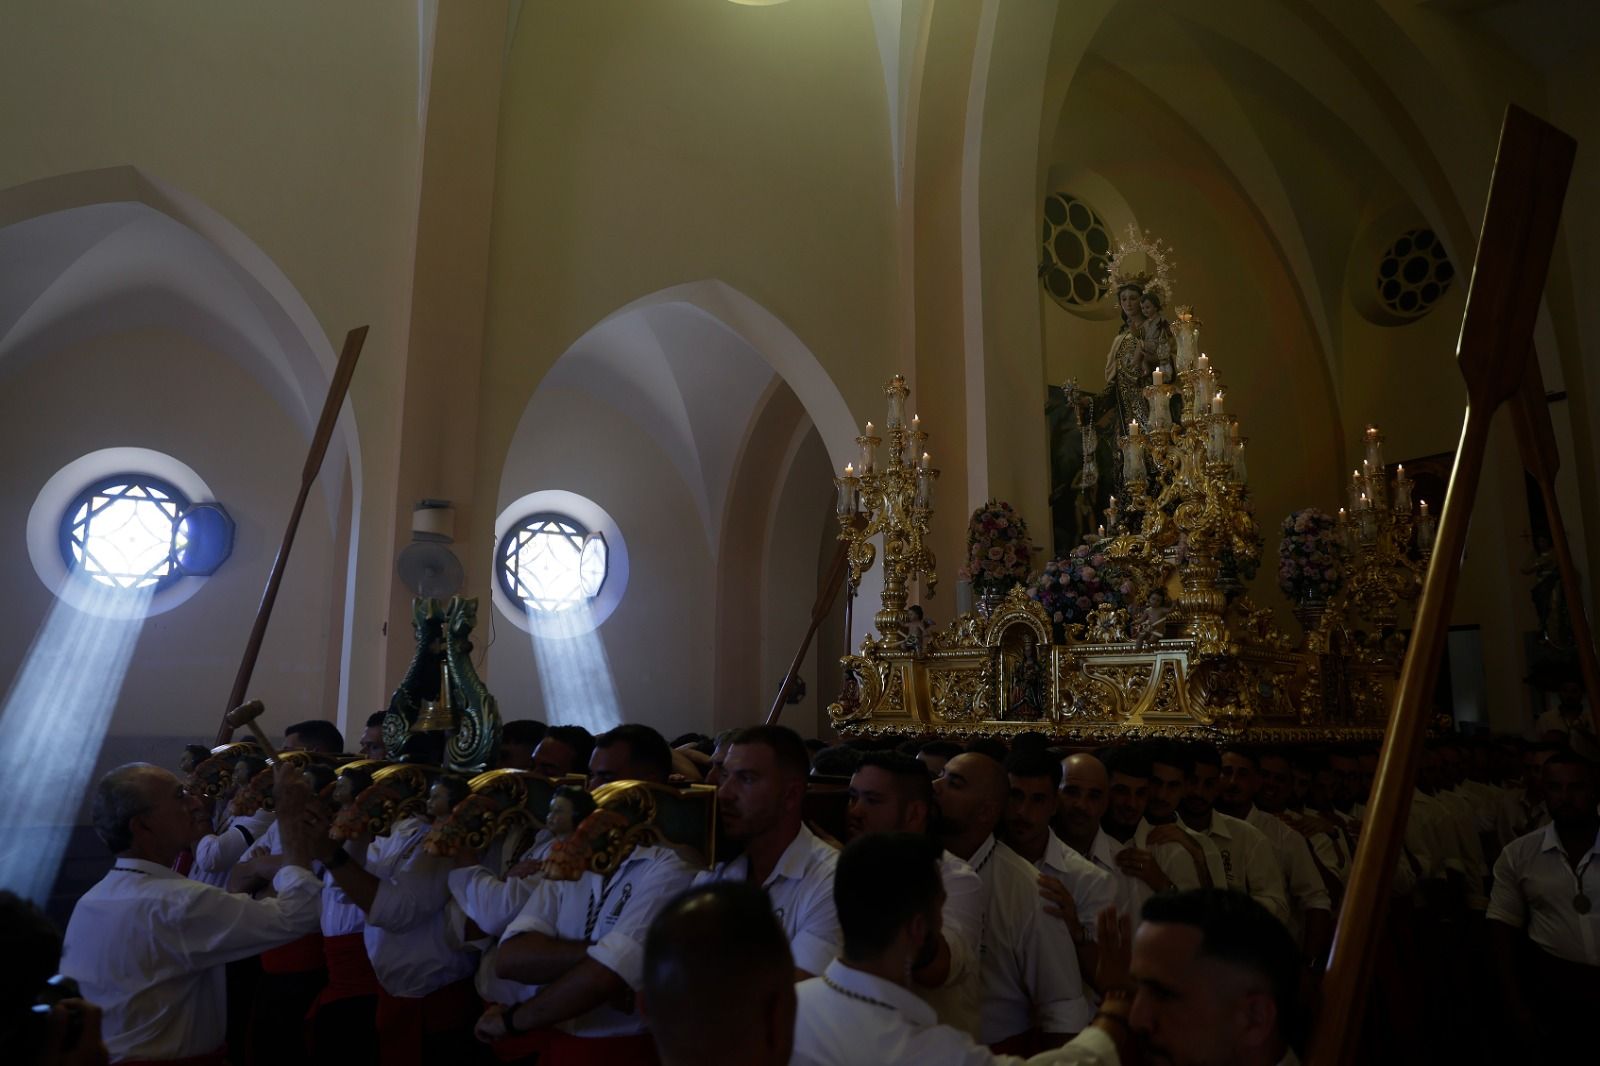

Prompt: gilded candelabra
[1112,326,1258,657]
[1334,425,1434,637]
[834,375,940,645]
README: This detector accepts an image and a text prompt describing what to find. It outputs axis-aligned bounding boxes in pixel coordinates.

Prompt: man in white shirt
[1002,750,1118,989]
[936,752,1092,1052]
[641,881,797,1066]
[1136,747,1228,889]
[791,832,1127,1066]
[476,724,698,1065]
[321,776,480,1066]
[61,762,327,1065]
[1057,752,1140,916]
[845,749,984,1033]
[1131,889,1303,1066]
[1217,748,1332,961]
[1176,746,1290,925]
[692,725,842,977]
[1487,749,1600,1055]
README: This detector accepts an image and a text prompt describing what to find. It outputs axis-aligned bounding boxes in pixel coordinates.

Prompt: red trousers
[374,978,480,1066]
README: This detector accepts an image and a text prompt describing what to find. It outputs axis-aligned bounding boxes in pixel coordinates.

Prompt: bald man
[1055,753,1140,920]
[935,753,1091,1052]
[62,763,328,1064]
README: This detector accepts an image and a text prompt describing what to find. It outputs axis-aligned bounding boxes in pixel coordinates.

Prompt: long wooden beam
[216,326,368,744]
[767,539,850,726]
[1308,106,1574,1064]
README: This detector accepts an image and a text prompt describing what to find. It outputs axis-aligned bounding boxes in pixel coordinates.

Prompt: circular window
[29,448,230,617]
[59,476,192,590]
[1041,192,1113,309]
[1376,229,1453,319]
[497,514,609,613]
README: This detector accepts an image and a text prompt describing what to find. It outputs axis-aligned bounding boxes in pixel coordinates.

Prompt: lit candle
[1197,354,1210,372]
[837,464,856,515]
[865,421,875,437]
[1359,492,1370,511]
[1211,390,1224,416]
[845,462,854,477]
[1130,420,1143,438]
[1230,419,1240,441]
[911,414,921,436]
[858,427,875,474]
[1420,499,1429,517]
[1153,367,1165,388]
[1098,524,1106,539]
[920,451,931,472]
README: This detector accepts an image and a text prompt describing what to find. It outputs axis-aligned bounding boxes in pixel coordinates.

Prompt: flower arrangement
[1028,541,1136,635]
[1277,508,1343,603]
[959,500,1033,594]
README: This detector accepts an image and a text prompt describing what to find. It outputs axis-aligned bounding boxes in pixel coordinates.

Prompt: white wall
[490,386,714,742]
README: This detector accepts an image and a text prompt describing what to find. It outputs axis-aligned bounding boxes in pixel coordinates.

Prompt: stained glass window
[497,514,609,613]
[61,477,191,590]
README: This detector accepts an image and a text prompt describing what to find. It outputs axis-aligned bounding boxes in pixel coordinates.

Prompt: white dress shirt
[792,959,1121,1066]
[692,823,842,976]
[1244,806,1332,936]
[61,858,322,1062]
[1036,831,1119,937]
[450,829,558,1005]
[320,863,367,937]
[1080,828,1146,919]
[968,836,1092,1045]
[501,843,698,1036]
[1433,788,1488,907]
[1183,811,1290,924]
[190,809,276,887]
[917,850,985,1036]
[1136,818,1226,888]
[362,815,479,998]
[1487,822,1600,966]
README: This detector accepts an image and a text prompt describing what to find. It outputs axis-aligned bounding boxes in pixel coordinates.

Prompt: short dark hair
[967,738,1010,763]
[336,766,376,802]
[1188,742,1222,772]
[1005,748,1063,790]
[545,725,597,768]
[365,711,387,729]
[856,750,934,810]
[644,882,794,1057]
[810,745,864,778]
[834,832,944,960]
[729,725,811,780]
[1140,889,1302,1036]
[1543,748,1596,774]
[1219,745,1259,769]
[594,724,674,782]
[285,719,344,753]
[552,784,598,822]
[502,719,548,747]
[1011,731,1052,755]
[1102,745,1152,780]
[1146,741,1194,776]
[918,740,963,759]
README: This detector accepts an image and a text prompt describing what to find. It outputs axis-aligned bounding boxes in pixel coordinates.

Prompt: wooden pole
[1309,106,1573,1065]
[1509,357,1600,736]
[767,539,850,726]
[216,326,368,744]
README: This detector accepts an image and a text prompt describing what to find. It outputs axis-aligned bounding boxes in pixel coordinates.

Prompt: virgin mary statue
[1047,228,1176,552]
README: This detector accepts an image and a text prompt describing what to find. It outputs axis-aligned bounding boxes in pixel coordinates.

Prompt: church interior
[2,1,1599,1063]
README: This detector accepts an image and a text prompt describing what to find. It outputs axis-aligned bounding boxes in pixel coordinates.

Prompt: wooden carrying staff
[1308,106,1577,1064]
[767,539,851,726]
[215,326,368,745]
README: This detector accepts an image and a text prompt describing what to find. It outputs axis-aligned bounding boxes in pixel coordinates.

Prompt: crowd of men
[2,711,1596,1065]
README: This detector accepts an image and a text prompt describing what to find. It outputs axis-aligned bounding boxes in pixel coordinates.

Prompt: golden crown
[1104,224,1176,306]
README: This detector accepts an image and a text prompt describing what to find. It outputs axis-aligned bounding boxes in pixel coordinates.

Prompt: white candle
[1130,420,1143,437]
[920,451,931,472]
[1098,524,1106,539]
[1420,499,1429,517]
[1197,354,1210,372]
[1153,367,1165,388]
[1211,390,1225,416]
[911,414,921,436]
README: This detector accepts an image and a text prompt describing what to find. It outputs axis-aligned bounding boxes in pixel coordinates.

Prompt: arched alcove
[0,168,361,738]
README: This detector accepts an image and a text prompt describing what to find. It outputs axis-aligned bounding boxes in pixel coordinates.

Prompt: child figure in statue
[1139,292,1175,379]
[545,785,597,841]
